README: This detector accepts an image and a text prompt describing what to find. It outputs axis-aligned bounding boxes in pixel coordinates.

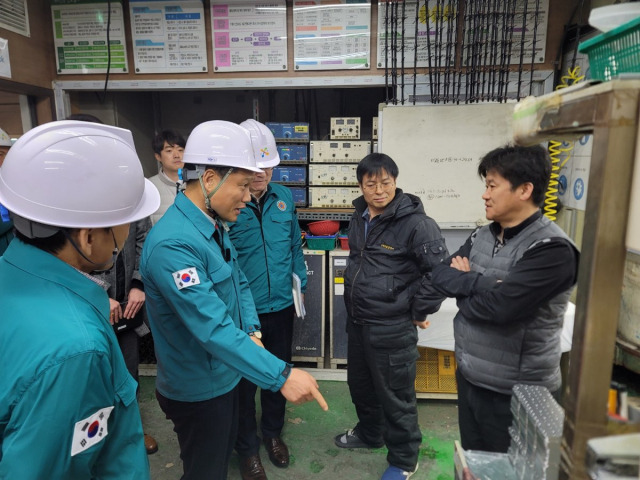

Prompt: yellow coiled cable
[545,66,585,221]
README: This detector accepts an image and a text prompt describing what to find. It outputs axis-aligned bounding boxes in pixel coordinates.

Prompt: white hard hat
[0,128,11,147]
[0,121,160,234]
[182,120,263,173]
[239,119,281,168]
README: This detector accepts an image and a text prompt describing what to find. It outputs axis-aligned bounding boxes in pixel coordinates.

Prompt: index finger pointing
[312,388,329,411]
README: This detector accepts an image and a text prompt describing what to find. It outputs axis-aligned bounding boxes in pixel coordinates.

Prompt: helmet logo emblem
[277,200,286,211]
[260,147,269,158]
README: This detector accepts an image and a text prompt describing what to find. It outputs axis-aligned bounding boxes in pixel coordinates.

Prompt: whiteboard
[379,103,514,228]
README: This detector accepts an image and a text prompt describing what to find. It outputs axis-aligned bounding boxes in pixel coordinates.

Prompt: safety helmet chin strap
[63,227,120,272]
[198,167,233,215]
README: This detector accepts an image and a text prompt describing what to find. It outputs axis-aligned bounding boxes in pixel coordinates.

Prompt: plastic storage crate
[578,16,640,81]
[305,234,337,251]
[415,347,457,393]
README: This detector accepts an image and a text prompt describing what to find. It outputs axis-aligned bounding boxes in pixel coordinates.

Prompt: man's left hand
[124,288,145,319]
[413,319,430,329]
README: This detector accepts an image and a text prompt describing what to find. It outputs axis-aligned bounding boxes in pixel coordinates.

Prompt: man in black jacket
[334,153,448,480]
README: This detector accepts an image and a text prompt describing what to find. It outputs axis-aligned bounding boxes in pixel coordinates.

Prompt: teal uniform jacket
[141,192,289,403]
[0,240,149,479]
[228,183,307,314]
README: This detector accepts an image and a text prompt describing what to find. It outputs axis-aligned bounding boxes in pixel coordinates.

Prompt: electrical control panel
[308,164,358,185]
[310,141,371,163]
[276,144,308,164]
[308,187,360,208]
[288,187,307,207]
[271,166,307,184]
[372,117,378,140]
[265,122,310,142]
[330,117,361,140]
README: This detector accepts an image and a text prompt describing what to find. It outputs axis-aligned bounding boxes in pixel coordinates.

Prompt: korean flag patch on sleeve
[173,267,201,290]
[71,406,114,456]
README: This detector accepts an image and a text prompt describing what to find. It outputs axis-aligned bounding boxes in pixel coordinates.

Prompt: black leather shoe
[239,454,267,480]
[263,436,289,468]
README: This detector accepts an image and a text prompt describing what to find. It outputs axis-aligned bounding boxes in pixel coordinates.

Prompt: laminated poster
[51,0,128,74]
[130,0,208,74]
[211,1,287,72]
[293,0,371,71]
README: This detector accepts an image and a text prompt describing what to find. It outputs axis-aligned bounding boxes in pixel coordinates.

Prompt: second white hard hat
[0,120,160,234]
[182,120,263,173]
[239,119,281,168]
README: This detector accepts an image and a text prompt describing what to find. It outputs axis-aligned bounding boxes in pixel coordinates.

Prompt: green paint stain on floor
[310,459,324,473]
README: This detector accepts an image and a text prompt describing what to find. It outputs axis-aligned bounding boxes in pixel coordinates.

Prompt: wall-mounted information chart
[211,1,287,72]
[376,0,456,69]
[51,0,128,74]
[293,0,370,71]
[130,0,207,73]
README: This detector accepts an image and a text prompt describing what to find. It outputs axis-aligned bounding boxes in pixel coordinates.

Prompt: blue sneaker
[380,464,418,480]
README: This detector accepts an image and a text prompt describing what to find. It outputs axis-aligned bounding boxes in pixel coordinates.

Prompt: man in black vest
[431,144,579,453]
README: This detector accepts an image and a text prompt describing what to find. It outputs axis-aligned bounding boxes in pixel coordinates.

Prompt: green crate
[305,234,337,251]
[579,16,640,81]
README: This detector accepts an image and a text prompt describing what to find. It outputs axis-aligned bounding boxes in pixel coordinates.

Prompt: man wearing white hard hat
[0,127,13,254]
[140,120,327,480]
[0,120,160,478]
[229,119,306,480]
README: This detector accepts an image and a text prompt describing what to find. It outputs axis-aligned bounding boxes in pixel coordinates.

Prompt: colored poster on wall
[293,0,371,71]
[376,0,455,69]
[51,0,128,74]
[130,0,207,74]
[211,1,287,72]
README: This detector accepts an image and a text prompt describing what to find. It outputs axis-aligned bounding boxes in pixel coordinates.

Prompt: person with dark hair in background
[334,152,448,480]
[0,120,160,478]
[430,144,579,453]
[67,112,159,455]
[149,129,186,225]
[0,127,13,255]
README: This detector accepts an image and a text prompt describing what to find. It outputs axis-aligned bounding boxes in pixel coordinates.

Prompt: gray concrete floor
[139,374,460,480]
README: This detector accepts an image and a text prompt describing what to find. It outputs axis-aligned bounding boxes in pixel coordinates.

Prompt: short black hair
[65,113,104,124]
[478,144,551,206]
[14,229,69,254]
[356,153,399,184]
[152,130,186,155]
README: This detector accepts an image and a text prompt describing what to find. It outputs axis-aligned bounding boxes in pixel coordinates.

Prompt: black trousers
[455,370,513,453]
[346,319,422,472]
[117,329,139,386]
[236,305,294,457]
[456,370,562,453]
[156,387,239,480]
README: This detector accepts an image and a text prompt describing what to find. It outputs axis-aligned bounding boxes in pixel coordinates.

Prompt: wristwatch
[249,330,262,339]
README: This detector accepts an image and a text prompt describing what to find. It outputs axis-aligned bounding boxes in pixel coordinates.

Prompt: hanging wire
[384,0,390,104]
[528,0,541,95]
[516,0,529,100]
[400,0,406,104]
[412,0,420,104]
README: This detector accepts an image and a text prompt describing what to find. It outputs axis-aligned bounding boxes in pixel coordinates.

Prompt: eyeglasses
[362,181,395,193]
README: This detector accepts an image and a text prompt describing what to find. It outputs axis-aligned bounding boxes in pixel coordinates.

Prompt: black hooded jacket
[344,189,448,325]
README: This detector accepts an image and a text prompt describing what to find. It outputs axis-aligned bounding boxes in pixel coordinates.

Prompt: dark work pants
[455,370,513,453]
[456,370,561,453]
[156,387,239,480]
[236,305,294,457]
[346,320,422,472]
[117,329,139,387]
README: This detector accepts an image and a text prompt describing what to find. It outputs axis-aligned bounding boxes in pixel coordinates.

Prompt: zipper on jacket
[250,201,272,303]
